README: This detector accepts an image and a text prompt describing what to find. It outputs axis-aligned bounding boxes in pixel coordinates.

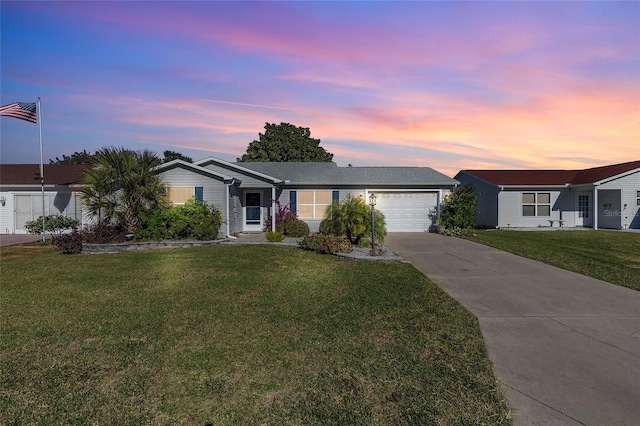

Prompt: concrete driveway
[385,233,640,426]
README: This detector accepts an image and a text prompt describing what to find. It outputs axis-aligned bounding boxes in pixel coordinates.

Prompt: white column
[593,187,598,230]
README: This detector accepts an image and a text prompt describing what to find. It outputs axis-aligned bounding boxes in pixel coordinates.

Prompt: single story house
[0,164,90,234]
[1,158,458,235]
[155,156,459,236]
[455,160,640,230]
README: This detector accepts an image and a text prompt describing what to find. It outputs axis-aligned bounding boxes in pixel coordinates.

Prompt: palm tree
[80,147,166,233]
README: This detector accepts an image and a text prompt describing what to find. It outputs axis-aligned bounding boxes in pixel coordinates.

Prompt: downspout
[226,179,236,239]
[271,186,276,232]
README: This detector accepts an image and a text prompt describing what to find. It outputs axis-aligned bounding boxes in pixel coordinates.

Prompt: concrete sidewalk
[385,233,640,426]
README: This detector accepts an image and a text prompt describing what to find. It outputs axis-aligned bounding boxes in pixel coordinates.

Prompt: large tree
[162,150,193,163]
[80,147,166,233]
[238,122,333,162]
[50,150,97,164]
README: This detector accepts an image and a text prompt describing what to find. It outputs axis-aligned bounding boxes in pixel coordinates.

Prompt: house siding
[201,164,275,188]
[0,192,13,233]
[498,189,569,228]
[160,168,228,236]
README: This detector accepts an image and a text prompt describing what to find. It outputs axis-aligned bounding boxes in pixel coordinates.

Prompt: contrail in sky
[198,98,298,111]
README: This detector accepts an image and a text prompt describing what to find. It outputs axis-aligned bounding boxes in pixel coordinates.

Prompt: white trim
[194,157,282,184]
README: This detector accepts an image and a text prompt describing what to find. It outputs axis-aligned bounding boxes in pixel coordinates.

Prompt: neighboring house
[0,164,90,234]
[455,161,640,230]
[156,156,459,235]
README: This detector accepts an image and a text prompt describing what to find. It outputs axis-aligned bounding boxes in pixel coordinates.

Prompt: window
[168,187,203,205]
[522,192,551,217]
[637,191,640,206]
[293,190,334,220]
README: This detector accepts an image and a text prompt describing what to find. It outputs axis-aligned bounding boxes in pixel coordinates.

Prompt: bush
[327,195,386,246]
[318,218,337,235]
[283,219,310,237]
[265,231,285,242]
[82,220,127,244]
[135,197,223,241]
[24,214,80,241]
[299,234,353,254]
[264,198,297,232]
[53,231,83,254]
[440,184,479,230]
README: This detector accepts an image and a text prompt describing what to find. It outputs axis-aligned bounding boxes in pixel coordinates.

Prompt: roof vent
[348,164,352,167]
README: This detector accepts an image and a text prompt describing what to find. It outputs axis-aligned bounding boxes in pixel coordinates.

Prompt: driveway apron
[385,233,640,426]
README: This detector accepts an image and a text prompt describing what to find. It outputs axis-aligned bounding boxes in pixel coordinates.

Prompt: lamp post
[369,193,377,253]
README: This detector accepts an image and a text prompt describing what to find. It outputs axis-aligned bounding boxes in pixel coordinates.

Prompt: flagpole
[38,97,45,242]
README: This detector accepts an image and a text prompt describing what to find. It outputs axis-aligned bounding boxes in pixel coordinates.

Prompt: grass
[0,245,508,425]
[465,230,640,291]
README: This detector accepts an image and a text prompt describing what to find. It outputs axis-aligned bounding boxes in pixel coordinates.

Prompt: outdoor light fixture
[0,197,5,207]
[369,193,377,254]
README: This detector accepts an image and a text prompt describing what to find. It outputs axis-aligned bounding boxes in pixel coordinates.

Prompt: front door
[244,192,262,231]
[576,193,591,227]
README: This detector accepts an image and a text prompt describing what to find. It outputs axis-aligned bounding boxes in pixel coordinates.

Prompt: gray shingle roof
[235,162,457,186]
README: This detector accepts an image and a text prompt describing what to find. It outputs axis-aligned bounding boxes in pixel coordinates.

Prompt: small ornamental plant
[264,197,297,232]
[265,231,285,242]
[299,233,353,254]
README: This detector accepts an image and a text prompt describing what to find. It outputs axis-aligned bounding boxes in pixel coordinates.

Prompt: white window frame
[296,190,333,220]
[522,192,551,217]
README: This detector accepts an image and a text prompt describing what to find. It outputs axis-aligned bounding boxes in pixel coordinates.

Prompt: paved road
[385,233,640,426]
[0,234,47,247]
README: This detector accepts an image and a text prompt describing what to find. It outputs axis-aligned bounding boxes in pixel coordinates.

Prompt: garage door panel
[377,192,438,232]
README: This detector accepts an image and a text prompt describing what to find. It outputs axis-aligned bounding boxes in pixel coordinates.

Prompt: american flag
[0,102,37,123]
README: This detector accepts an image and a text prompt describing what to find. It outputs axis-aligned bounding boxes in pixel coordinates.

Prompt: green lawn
[0,245,508,425]
[466,230,640,291]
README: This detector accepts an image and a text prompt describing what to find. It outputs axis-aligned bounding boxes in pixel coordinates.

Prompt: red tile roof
[0,164,91,185]
[462,160,640,186]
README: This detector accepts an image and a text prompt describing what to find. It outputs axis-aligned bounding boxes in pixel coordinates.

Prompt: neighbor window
[522,192,551,216]
[168,186,203,205]
[291,190,336,220]
[637,191,640,206]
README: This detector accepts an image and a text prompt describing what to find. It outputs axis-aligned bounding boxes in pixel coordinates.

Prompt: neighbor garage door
[376,192,438,232]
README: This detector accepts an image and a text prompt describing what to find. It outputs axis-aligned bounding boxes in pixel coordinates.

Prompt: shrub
[264,198,297,232]
[440,184,479,230]
[82,220,127,244]
[24,214,80,241]
[134,197,223,241]
[299,234,353,254]
[265,231,285,242]
[318,218,337,235]
[53,231,83,254]
[283,219,310,237]
[328,195,386,246]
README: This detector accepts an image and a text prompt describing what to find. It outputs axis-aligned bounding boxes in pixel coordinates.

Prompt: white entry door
[576,193,591,227]
[244,192,262,231]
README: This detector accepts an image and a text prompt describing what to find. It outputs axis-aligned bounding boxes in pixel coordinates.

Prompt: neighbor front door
[576,192,591,227]
[244,192,262,231]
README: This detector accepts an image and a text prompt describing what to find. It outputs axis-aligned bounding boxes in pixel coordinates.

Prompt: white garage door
[376,192,438,232]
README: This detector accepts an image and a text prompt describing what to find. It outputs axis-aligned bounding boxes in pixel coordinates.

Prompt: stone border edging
[82,238,231,254]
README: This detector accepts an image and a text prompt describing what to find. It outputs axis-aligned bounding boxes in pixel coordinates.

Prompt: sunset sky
[1,1,638,176]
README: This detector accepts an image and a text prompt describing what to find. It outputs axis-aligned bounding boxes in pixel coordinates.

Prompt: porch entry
[576,192,591,227]
[244,191,262,231]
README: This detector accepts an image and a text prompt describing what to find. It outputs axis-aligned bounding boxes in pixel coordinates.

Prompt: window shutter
[290,191,297,214]
[195,187,204,201]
